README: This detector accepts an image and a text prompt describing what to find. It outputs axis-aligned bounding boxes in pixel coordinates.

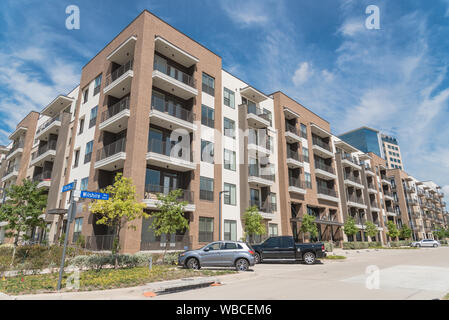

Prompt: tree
[433,228,446,240]
[300,214,318,243]
[386,221,400,241]
[343,216,358,242]
[90,173,147,266]
[242,206,266,243]
[151,189,189,260]
[364,221,378,241]
[0,179,47,264]
[399,225,412,240]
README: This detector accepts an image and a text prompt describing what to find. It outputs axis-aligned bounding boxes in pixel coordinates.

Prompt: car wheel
[303,252,316,265]
[254,252,261,264]
[416,244,421,247]
[235,258,249,271]
[186,258,200,270]
[433,244,438,248]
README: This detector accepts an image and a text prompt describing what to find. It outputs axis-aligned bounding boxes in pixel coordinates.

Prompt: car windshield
[202,242,221,251]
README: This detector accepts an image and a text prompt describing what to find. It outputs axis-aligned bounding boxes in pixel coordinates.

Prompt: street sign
[62,182,75,193]
[80,191,109,200]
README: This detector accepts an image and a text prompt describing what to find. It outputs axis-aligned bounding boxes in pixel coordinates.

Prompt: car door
[260,237,281,260]
[198,242,222,266]
[423,240,431,247]
[220,242,239,266]
[280,237,296,260]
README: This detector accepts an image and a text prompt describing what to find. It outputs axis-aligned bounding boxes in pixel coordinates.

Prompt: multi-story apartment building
[0,10,447,251]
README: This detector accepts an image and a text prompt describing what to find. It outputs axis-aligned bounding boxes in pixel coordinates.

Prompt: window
[224,149,236,171]
[224,183,236,205]
[223,242,239,249]
[199,217,214,242]
[93,74,102,96]
[303,147,309,163]
[84,141,93,163]
[80,177,89,191]
[263,237,280,248]
[269,224,279,237]
[89,106,98,128]
[223,117,235,139]
[73,217,83,243]
[270,193,277,211]
[73,149,80,168]
[201,105,215,128]
[305,172,312,189]
[78,118,85,135]
[202,73,215,96]
[223,88,235,108]
[300,123,307,139]
[83,88,89,103]
[224,220,237,241]
[200,176,214,201]
[201,140,214,164]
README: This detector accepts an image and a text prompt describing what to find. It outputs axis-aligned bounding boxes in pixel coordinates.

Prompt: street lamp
[218,190,230,241]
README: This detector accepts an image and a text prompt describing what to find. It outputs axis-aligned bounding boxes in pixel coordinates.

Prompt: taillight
[321,245,325,252]
[248,250,255,255]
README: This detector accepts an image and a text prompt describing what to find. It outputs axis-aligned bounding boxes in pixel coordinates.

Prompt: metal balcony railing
[147,138,193,162]
[96,138,126,161]
[249,199,274,213]
[285,123,299,136]
[32,140,57,160]
[286,149,303,162]
[101,97,130,123]
[317,186,338,198]
[341,153,360,165]
[141,235,193,251]
[289,177,305,189]
[314,161,335,174]
[344,173,362,185]
[32,171,52,183]
[312,136,331,152]
[36,115,61,135]
[154,60,196,88]
[151,95,195,123]
[7,141,24,157]
[248,165,275,181]
[144,184,194,203]
[4,165,19,177]
[105,59,134,87]
[247,105,271,122]
[347,194,365,205]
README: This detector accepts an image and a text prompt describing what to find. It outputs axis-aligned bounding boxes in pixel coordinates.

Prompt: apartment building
[0,10,447,251]
[381,134,404,170]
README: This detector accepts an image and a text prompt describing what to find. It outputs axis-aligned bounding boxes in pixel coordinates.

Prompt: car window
[205,242,221,251]
[263,237,280,248]
[281,237,294,247]
[223,242,238,250]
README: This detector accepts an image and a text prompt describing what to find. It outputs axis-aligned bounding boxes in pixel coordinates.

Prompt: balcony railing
[312,136,331,152]
[249,199,274,213]
[105,59,134,87]
[85,235,115,251]
[314,161,335,174]
[285,123,299,136]
[341,153,360,165]
[141,235,193,251]
[101,97,130,123]
[370,201,379,208]
[247,105,271,122]
[96,138,126,161]
[383,190,393,198]
[248,165,275,181]
[36,115,61,135]
[154,60,196,88]
[7,141,24,157]
[32,171,52,183]
[4,165,19,177]
[317,186,338,198]
[151,95,195,123]
[248,134,270,150]
[347,194,364,205]
[32,140,57,160]
[144,185,194,203]
[286,149,303,162]
[289,177,305,189]
[147,138,193,162]
[344,173,362,185]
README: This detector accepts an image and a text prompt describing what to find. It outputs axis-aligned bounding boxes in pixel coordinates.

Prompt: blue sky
[1,0,449,202]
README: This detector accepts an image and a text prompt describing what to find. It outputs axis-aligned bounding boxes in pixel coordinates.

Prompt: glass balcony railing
[153,59,196,88]
[96,138,126,161]
[248,165,275,182]
[147,138,193,162]
[151,96,195,123]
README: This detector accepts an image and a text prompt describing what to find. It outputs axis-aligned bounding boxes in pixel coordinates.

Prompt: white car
[411,239,440,248]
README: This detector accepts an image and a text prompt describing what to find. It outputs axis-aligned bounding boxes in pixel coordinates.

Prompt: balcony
[385,207,396,216]
[33,171,52,189]
[364,166,376,176]
[150,98,197,132]
[1,165,19,183]
[35,115,61,141]
[312,136,334,158]
[6,141,24,161]
[288,177,306,195]
[317,186,339,203]
[383,191,394,201]
[314,161,337,180]
[99,97,130,133]
[103,60,134,99]
[248,165,275,187]
[8,126,27,141]
[405,186,416,193]
[367,183,377,194]
[249,199,275,220]
[246,105,271,129]
[155,36,199,68]
[346,194,367,209]
[30,141,57,167]
[286,149,304,169]
[248,135,271,155]
[284,123,301,143]
[370,202,380,212]
[344,173,364,189]
[381,175,391,186]
[41,95,74,117]
[94,138,126,171]
[143,185,195,212]
[152,61,197,100]
[146,139,195,172]
[340,153,361,170]
[283,107,300,120]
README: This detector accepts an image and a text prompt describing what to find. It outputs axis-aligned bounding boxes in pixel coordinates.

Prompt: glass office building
[338,127,383,158]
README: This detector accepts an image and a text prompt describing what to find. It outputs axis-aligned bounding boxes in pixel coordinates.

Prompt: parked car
[251,236,326,265]
[410,239,440,247]
[178,241,255,271]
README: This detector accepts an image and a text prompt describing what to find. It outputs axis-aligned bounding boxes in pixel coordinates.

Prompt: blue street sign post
[80,191,109,200]
[62,182,75,193]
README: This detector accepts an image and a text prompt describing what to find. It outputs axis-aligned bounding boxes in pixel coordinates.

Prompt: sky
[0,0,449,204]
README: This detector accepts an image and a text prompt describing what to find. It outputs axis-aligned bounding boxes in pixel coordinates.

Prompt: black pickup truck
[251,236,326,265]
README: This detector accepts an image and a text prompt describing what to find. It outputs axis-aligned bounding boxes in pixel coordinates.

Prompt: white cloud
[220,0,269,27]
[292,62,313,86]
[339,19,365,36]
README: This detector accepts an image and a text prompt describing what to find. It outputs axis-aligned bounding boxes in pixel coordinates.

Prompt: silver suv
[411,239,440,247]
[178,241,255,271]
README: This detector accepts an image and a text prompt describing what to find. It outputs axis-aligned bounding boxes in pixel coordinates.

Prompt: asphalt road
[153,247,449,300]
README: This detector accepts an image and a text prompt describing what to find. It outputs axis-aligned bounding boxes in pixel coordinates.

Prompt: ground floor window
[268,223,278,237]
[224,220,237,241]
[199,217,214,242]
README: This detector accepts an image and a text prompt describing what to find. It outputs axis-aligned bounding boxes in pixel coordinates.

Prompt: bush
[389,240,412,247]
[323,242,333,252]
[163,252,181,265]
[343,241,382,250]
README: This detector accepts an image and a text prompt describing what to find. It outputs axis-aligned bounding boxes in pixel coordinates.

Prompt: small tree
[243,206,266,243]
[399,225,412,240]
[0,179,47,264]
[364,221,378,241]
[90,173,147,266]
[343,216,358,242]
[151,189,189,260]
[433,228,446,240]
[386,221,400,241]
[300,214,318,243]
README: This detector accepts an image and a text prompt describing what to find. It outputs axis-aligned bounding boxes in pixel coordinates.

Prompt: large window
[302,147,309,163]
[89,106,98,128]
[223,88,235,108]
[270,193,277,211]
[201,105,215,128]
[224,149,236,171]
[202,73,215,96]
[199,217,214,242]
[305,172,312,189]
[300,123,308,139]
[201,140,214,164]
[223,117,235,139]
[224,220,237,241]
[93,74,102,96]
[200,176,214,201]
[224,183,236,206]
[73,217,83,243]
[84,140,93,163]
[80,177,89,191]
[268,224,278,237]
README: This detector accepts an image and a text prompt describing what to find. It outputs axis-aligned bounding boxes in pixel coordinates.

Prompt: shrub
[163,252,181,265]
[323,242,333,252]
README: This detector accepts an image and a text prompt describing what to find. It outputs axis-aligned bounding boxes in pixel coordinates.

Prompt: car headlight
[179,253,186,257]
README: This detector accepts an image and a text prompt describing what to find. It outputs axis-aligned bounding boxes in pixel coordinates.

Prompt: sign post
[57,181,77,291]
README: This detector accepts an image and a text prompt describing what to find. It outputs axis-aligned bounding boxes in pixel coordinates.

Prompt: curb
[0,292,15,300]
[142,277,219,297]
